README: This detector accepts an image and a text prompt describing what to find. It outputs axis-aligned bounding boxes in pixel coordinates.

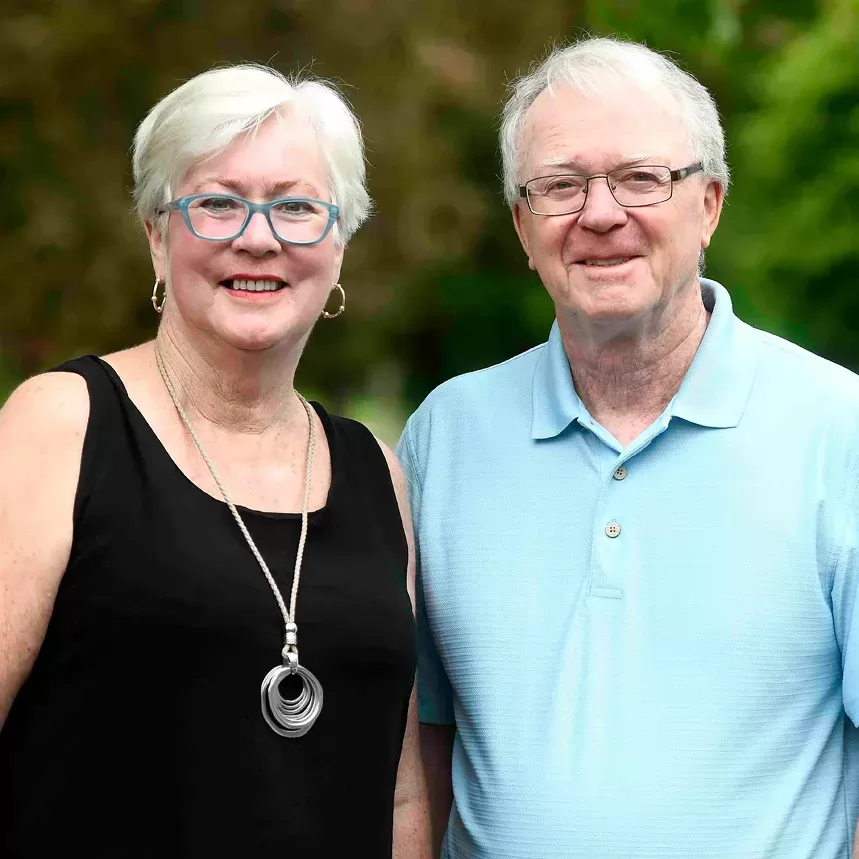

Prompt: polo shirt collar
[530,279,758,440]
[670,279,757,428]
[531,321,584,440]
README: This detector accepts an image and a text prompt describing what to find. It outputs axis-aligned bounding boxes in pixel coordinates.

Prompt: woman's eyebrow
[189,176,320,197]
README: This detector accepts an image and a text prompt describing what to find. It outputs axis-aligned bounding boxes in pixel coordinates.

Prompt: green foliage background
[2,0,857,441]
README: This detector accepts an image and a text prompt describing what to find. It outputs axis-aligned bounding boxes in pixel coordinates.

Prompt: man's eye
[614,170,663,186]
[546,178,583,193]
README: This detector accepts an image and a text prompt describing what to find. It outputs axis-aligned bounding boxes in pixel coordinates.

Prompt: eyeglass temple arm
[154,201,182,216]
[670,162,705,181]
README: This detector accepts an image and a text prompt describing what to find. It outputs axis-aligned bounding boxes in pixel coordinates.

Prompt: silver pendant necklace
[155,342,323,737]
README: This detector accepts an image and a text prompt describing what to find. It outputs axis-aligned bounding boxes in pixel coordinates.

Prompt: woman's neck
[153,322,305,436]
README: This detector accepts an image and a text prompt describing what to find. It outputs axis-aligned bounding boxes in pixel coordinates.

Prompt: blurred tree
[1,0,856,425]
[710,0,859,370]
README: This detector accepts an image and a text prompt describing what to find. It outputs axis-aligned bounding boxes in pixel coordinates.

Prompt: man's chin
[567,284,654,322]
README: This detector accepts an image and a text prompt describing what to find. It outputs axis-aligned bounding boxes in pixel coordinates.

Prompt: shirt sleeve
[833,475,859,727]
[397,421,456,726]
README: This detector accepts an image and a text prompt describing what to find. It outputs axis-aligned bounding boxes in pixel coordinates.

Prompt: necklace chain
[154,342,316,652]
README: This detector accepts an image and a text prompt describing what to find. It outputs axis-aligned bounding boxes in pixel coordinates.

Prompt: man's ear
[701,180,724,250]
[512,203,536,271]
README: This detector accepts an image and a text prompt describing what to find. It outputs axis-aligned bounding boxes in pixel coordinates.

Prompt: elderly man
[398,36,859,858]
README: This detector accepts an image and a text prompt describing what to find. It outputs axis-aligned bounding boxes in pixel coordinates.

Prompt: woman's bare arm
[419,722,455,857]
[0,372,88,728]
[377,440,432,859]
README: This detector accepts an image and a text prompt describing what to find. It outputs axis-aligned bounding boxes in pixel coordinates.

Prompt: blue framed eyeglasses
[158,194,340,245]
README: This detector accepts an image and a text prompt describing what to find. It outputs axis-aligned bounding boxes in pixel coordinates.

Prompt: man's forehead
[527,76,679,120]
[533,151,662,173]
[520,80,688,169]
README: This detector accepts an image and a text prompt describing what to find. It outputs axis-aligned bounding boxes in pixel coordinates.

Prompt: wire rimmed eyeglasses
[157,194,340,245]
[519,162,704,216]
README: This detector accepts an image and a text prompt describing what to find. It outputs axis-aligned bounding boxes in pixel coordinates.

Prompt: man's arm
[419,722,455,857]
[833,463,859,856]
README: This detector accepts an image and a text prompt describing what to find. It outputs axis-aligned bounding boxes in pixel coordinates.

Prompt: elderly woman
[0,66,429,857]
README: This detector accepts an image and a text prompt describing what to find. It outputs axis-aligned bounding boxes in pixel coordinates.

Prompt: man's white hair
[500,37,730,207]
[132,64,371,246]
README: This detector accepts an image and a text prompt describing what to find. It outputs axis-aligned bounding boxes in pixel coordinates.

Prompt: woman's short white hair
[500,37,730,207]
[132,64,371,246]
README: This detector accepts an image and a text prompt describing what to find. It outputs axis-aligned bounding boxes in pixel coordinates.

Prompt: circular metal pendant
[260,662,323,738]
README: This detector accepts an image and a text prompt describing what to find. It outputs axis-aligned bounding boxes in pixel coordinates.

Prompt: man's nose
[576,177,628,231]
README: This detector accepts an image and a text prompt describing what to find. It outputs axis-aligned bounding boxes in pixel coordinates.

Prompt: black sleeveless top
[0,356,416,858]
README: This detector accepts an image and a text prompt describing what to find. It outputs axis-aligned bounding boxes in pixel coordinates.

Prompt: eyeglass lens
[187,196,331,242]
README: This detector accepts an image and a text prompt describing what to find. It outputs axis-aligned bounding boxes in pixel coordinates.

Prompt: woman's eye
[200,197,239,212]
[272,200,321,218]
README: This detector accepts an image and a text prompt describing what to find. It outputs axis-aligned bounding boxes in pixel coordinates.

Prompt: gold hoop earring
[321,283,345,319]
[151,278,166,314]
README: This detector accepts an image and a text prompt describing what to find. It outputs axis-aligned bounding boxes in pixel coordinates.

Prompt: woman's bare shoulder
[0,371,90,441]
[0,372,91,485]
[372,436,409,502]
[372,434,416,606]
[102,341,152,379]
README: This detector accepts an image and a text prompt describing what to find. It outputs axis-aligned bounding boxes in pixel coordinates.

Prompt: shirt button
[605,522,622,538]
[613,465,628,481]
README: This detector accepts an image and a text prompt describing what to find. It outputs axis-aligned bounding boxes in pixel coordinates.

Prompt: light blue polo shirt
[397,280,859,858]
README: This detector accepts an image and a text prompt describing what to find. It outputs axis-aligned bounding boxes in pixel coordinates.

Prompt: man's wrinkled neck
[556,281,710,444]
